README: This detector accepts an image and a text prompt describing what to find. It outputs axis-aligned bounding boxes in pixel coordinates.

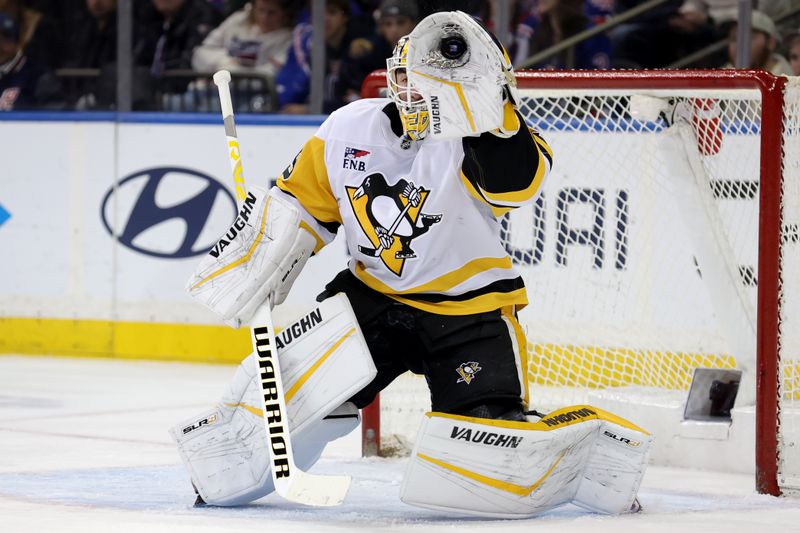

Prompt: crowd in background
[1,0,800,112]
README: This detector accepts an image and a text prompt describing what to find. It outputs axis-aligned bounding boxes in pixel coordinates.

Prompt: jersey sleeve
[459,110,553,217]
[275,120,341,253]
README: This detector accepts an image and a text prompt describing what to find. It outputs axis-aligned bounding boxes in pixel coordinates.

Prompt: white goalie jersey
[275,97,552,316]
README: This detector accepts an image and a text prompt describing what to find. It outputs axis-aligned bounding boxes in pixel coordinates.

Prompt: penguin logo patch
[456,362,482,385]
[346,173,442,276]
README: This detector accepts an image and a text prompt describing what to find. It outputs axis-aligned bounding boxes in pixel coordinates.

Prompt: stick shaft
[213,71,247,205]
[211,69,349,506]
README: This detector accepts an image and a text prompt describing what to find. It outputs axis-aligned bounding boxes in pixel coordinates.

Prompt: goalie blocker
[185,186,316,328]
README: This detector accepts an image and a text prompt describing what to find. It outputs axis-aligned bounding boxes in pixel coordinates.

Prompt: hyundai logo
[101,167,236,259]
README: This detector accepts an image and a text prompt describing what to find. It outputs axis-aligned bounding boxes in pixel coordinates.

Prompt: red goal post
[358,69,799,497]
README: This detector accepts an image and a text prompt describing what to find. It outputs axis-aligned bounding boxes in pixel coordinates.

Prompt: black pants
[318,269,526,415]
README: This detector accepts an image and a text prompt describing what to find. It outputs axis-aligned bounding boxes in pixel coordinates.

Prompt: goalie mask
[396,11,520,140]
[386,36,430,143]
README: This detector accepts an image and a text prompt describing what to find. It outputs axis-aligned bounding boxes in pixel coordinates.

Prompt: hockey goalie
[170,10,653,518]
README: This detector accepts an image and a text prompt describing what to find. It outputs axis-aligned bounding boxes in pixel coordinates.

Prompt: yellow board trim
[285,327,356,402]
[11,317,798,401]
[190,197,272,291]
[0,317,250,363]
[411,70,476,133]
[417,449,566,497]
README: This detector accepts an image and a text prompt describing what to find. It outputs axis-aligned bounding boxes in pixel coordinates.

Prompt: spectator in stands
[0,10,60,110]
[338,0,418,104]
[134,0,221,76]
[610,0,716,68]
[677,0,791,27]
[511,0,612,69]
[192,0,293,77]
[276,0,353,114]
[786,31,800,76]
[59,0,118,109]
[64,0,117,69]
[720,10,792,75]
[132,0,221,108]
[0,0,60,68]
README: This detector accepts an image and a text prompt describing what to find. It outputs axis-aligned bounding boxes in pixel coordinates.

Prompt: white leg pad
[169,294,375,506]
[571,416,653,514]
[400,406,652,518]
[172,402,359,506]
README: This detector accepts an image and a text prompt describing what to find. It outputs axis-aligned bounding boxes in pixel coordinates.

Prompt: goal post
[358,70,799,497]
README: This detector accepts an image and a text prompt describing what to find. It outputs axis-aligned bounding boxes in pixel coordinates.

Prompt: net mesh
[374,77,796,479]
[513,89,760,408]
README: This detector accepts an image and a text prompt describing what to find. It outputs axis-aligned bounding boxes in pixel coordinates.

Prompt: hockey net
[359,70,800,495]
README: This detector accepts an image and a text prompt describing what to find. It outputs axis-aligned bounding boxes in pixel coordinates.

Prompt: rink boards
[0,112,780,370]
[0,114,336,361]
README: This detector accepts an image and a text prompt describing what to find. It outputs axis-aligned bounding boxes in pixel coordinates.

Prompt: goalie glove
[404,10,520,140]
[186,186,315,328]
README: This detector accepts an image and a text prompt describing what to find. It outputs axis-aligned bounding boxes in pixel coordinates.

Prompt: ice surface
[1,355,799,533]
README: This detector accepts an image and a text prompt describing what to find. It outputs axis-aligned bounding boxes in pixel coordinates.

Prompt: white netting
[375,76,796,474]
[514,88,760,408]
[778,79,800,492]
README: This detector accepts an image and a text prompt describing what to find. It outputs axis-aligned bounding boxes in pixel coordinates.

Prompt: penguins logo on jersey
[346,173,442,276]
[456,362,482,384]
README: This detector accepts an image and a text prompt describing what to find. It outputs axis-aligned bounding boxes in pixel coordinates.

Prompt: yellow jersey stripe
[458,171,514,217]
[502,306,530,408]
[277,136,342,225]
[532,131,554,160]
[381,287,529,316]
[417,449,566,497]
[190,197,272,291]
[500,101,520,133]
[353,256,514,295]
[474,143,548,205]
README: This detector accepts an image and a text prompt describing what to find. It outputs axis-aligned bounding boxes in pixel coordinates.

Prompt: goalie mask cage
[359,70,800,496]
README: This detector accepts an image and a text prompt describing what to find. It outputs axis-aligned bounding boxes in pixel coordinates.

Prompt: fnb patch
[343,147,370,171]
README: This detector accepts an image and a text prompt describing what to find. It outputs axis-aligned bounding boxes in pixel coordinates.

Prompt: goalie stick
[212,70,351,507]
